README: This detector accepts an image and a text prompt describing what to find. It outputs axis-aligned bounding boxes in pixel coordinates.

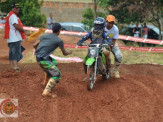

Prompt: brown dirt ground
[0,31,163,122]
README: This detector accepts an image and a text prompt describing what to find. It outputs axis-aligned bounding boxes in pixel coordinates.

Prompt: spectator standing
[4,3,28,71]
[132,23,141,37]
[142,23,149,39]
[47,13,55,29]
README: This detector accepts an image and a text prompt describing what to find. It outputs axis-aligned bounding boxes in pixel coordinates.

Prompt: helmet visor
[94,24,104,30]
[93,29,103,36]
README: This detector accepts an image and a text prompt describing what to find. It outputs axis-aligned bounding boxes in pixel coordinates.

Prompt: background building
[41,0,94,23]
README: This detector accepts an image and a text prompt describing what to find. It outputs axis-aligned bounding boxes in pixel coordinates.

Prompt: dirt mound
[0,63,163,122]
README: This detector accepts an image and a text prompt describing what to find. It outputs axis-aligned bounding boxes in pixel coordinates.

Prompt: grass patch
[21,47,163,65]
[125,42,139,47]
[53,48,87,59]
[21,50,36,63]
[122,50,163,64]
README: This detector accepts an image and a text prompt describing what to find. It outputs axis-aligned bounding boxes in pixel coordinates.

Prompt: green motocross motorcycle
[84,43,110,90]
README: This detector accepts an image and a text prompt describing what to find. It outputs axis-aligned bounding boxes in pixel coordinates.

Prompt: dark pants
[8,41,21,61]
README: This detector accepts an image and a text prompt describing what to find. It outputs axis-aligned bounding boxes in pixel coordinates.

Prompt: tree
[97,0,163,39]
[93,0,97,18]
[0,0,46,27]
[148,0,163,39]
[82,8,107,30]
[81,8,94,30]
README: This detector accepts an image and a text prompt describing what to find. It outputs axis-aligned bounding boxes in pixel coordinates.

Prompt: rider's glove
[77,41,83,46]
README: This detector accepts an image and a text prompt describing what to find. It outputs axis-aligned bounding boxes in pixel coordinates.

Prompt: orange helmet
[106,15,115,22]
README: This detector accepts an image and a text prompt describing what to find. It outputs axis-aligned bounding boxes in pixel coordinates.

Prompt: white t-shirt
[47,17,55,29]
[134,31,140,37]
[104,25,119,40]
[7,14,23,43]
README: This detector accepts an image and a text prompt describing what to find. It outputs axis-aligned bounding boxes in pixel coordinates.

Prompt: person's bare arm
[110,39,116,50]
[112,39,116,46]
[33,40,40,49]
[61,48,72,56]
[13,23,25,32]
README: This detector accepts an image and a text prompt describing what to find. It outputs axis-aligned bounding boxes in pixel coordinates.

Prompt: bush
[81,8,107,30]
[81,8,94,30]
[0,0,46,27]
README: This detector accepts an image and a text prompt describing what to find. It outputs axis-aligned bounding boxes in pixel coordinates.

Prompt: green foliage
[97,0,110,9]
[111,10,140,24]
[81,8,107,29]
[82,8,94,19]
[98,0,141,24]
[97,11,106,19]
[100,0,162,23]
[81,8,94,29]
[0,0,46,27]
[97,0,163,39]
[20,0,46,27]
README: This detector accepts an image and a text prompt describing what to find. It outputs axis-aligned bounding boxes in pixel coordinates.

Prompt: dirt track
[0,63,163,122]
[0,33,163,122]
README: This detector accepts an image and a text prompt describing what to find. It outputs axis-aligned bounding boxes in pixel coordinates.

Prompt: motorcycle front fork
[83,62,87,74]
[83,58,97,81]
[93,57,98,80]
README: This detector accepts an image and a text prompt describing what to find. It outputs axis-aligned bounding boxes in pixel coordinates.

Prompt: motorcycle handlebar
[87,43,108,48]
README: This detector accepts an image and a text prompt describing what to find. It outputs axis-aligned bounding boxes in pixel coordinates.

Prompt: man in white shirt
[47,13,55,29]
[4,3,28,71]
[105,15,122,78]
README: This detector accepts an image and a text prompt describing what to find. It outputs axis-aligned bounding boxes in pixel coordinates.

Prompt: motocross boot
[42,78,59,98]
[42,90,57,98]
[105,66,111,79]
[114,61,120,78]
[105,58,111,79]
[106,57,111,72]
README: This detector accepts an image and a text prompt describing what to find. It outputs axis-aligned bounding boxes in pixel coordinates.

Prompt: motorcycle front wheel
[87,67,96,91]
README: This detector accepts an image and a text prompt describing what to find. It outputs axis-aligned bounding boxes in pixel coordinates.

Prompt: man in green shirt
[34,23,72,98]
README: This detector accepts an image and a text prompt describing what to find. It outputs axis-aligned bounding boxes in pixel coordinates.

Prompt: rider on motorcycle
[76,17,111,76]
